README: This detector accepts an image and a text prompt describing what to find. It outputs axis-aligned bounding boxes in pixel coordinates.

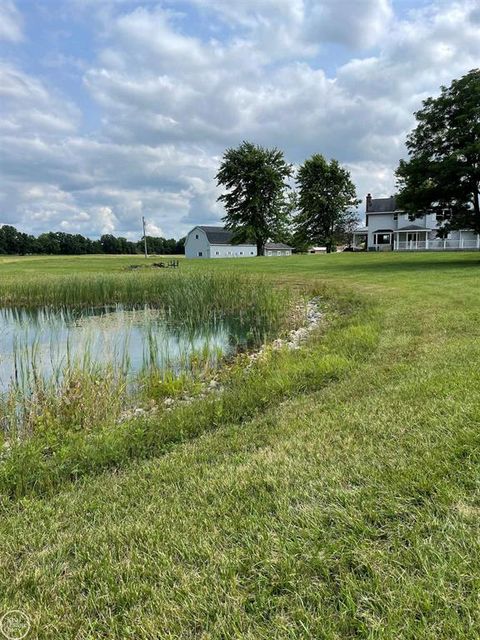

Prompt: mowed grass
[1,252,480,638]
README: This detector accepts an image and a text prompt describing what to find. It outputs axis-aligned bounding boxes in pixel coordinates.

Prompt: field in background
[1,251,480,638]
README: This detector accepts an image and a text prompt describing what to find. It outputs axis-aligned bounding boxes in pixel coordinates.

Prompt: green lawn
[1,252,480,639]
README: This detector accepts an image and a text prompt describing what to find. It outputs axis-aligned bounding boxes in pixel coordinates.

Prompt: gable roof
[367,196,397,213]
[396,224,432,231]
[265,243,293,250]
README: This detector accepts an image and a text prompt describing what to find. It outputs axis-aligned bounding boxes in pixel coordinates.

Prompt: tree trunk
[473,187,480,234]
[257,239,264,256]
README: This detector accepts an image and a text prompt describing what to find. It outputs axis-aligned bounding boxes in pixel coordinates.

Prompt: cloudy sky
[1,0,479,239]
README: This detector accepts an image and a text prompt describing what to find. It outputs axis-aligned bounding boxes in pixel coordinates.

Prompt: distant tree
[100,234,120,254]
[294,155,360,253]
[216,141,293,255]
[0,225,18,254]
[175,237,185,254]
[0,225,35,254]
[396,69,480,233]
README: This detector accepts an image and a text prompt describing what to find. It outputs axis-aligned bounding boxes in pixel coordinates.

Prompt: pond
[0,305,245,394]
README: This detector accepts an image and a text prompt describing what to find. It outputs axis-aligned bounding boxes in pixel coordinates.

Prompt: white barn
[185,226,257,258]
[185,226,293,258]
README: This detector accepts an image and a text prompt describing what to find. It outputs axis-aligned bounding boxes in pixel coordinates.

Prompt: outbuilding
[185,226,257,259]
[185,226,293,258]
[264,243,293,256]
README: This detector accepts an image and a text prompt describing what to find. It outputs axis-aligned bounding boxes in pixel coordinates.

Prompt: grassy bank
[1,252,480,638]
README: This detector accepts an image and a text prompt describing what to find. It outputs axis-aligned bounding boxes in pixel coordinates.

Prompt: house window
[277,251,281,255]
[393,213,398,221]
[376,234,391,245]
[198,251,203,256]
[250,251,254,255]
[195,234,199,239]
[239,251,243,255]
[215,251,219,255]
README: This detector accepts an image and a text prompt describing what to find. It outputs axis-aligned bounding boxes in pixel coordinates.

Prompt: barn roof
[197,226,235,244]
[196,227,292,249]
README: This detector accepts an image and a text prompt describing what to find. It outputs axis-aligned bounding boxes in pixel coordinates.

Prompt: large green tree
[294,155,359,253]
[216,141,293,255]
[396,69,480,232]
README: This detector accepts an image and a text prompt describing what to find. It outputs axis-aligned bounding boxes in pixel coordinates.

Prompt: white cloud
[0,0,23,42]
[0,63,80,135]
[304,0,393,49]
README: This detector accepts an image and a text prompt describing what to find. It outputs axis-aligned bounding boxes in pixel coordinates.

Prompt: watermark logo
[0,611,31,640]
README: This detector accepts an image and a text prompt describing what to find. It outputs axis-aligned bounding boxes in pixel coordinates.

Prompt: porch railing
[395,239,480,251]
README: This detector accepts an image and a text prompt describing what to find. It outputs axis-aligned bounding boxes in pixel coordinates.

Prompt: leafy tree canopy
[294,154,359,253]
[396,69,480,232]
[216,141,293,255]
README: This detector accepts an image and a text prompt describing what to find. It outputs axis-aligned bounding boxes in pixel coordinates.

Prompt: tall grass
[0,270,289,331]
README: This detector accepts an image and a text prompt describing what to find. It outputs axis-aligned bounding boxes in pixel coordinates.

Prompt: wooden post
[142,216,148,259]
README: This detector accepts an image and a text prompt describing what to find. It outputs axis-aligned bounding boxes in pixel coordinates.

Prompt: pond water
[0,305,244,393]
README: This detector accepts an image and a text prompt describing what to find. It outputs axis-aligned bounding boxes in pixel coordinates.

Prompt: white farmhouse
[185,226,293,258]
[353,194,480,251]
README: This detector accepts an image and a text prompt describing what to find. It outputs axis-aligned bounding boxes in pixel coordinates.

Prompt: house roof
[265,243,293,250]
[367,196,398,213]
[396,224,432,231]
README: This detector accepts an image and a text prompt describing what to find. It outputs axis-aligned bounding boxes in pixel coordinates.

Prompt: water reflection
[0,305,242,392]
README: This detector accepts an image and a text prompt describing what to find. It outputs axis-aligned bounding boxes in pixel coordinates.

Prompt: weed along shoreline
[0,271,294,435]
[0,265,374,501]
[0,267,338,497]
[118,297,324,422]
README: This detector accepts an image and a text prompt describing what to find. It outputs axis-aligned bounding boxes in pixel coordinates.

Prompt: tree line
[0,226,185,256]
